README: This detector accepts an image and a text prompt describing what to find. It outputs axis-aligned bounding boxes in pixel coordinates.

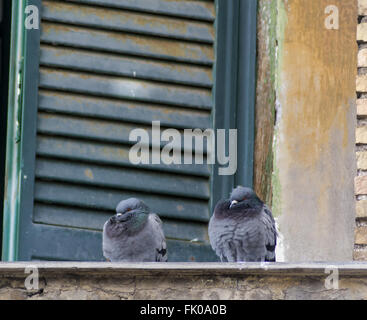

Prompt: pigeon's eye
[125,208,131,212]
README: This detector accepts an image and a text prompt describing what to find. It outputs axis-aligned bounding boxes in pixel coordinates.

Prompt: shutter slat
[36,135,211,177]
[35,158,210,199]
[35,180,210,222]
[42,1,214,43]
[39,68,212,109]
[30,224,103,261]
[41,22,214,65]
[33,203,209,242]
[38,90,211,129]
[40,45,213,87]
[37,112,210,155]
[59,0,215,21]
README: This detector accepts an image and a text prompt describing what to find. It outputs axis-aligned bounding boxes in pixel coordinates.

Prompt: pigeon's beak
[230,200,238,209]
[109,216,116,223]
[115,212,129,222]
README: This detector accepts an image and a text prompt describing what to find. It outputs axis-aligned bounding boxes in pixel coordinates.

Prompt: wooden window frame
[211,0,257,210]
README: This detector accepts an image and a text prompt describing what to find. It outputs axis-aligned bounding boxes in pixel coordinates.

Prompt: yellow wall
[274,0,357,261]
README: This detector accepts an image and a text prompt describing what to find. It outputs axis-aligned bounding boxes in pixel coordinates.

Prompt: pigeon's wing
[102,220,117,261]
[149,213,168,262]
[261,205,277,262]
[209,200,242,262]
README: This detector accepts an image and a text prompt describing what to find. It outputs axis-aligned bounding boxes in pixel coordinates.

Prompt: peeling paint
[84,169,94,180]
[41,22,214,64]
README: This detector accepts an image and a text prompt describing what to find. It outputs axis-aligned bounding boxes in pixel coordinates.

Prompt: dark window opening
[0,0,12,258]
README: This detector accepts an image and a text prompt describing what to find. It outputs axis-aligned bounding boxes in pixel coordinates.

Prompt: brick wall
[355,0,367,261]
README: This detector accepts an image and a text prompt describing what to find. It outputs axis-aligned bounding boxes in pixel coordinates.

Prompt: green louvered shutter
[18,0,219,261]
[16,0,257,261]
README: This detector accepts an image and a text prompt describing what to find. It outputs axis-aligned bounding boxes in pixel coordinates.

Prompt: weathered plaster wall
[354,0,367,261]
[274,0,357,261]
[0,262,367,300]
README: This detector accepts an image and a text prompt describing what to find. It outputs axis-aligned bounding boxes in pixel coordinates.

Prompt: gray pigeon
[103,198,167,262]
[209,186,277,262]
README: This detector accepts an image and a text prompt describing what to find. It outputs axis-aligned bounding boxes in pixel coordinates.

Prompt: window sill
[1,262,367,300]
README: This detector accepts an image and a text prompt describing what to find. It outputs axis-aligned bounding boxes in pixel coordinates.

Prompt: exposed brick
[355,226,367,245]
[358,0,367,260]
[356,200,367,218]
[356,75,367,92]
[357,152,367,170]
[357,99,367,116]
[355,176,367,195]
[358,48,367,67]
[359,0,367,15]
[356,127,367,144]
[357,23,367,41]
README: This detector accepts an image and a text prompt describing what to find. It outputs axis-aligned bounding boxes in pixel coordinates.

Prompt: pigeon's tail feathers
[265,247,276,262]
[150,213,168,262]
[156,240,168,262]
[261,206,277,262]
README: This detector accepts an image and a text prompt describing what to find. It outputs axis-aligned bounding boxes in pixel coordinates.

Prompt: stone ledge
[1,262,367,277]
[1,262,367,300]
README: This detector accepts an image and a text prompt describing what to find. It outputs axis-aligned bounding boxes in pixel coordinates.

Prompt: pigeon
[103,198,167,262]
[209,186,277,262]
